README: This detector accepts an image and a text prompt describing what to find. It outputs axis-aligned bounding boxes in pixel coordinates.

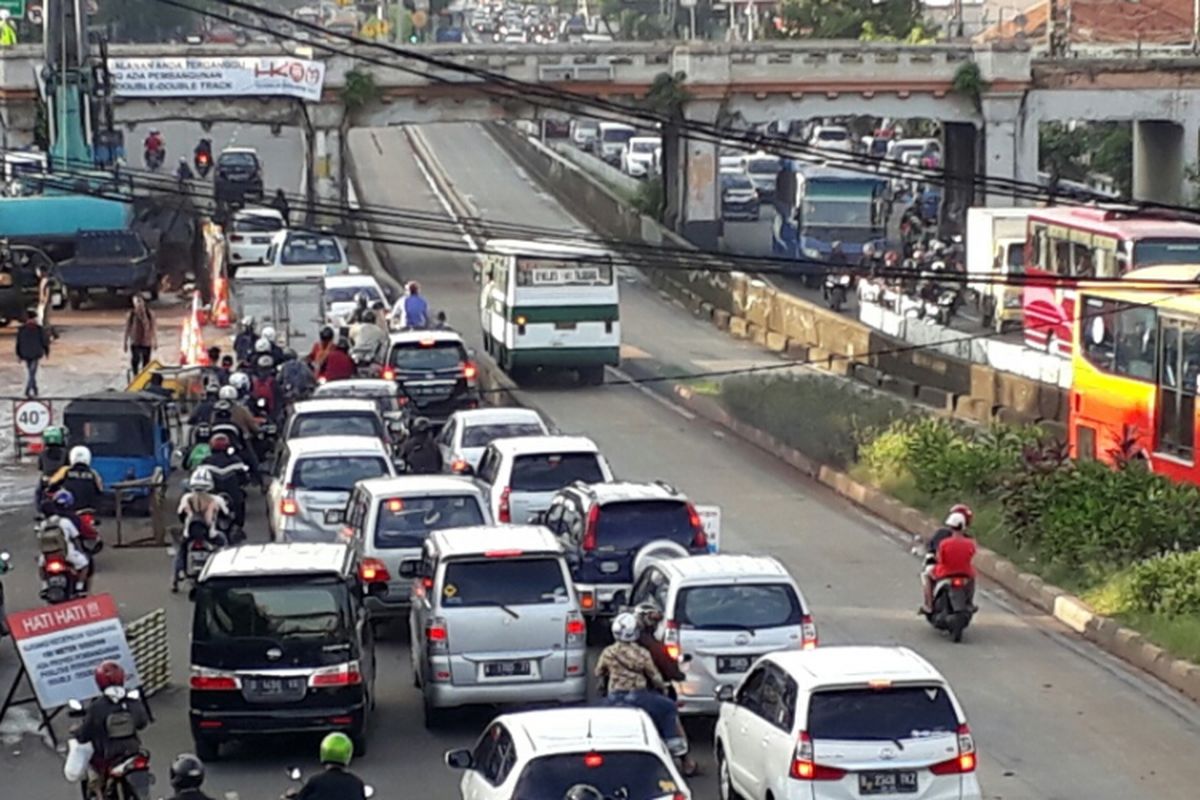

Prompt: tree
[769,0,925,40]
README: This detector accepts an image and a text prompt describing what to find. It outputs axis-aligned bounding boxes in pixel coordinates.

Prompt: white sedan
[436,407,550,473]
[226,207,285,267]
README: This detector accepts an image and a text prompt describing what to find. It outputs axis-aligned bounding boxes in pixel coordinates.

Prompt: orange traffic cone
[181,291,210,366]
[213,277,232,328]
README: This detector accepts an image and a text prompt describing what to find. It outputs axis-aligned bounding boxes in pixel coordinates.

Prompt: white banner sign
[6,594,140,709]
[107,57,327,102]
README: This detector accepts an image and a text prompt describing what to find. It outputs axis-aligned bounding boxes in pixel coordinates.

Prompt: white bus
[477,239,619,385]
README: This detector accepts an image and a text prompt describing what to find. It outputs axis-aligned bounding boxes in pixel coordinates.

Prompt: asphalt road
[3,121,1199,800]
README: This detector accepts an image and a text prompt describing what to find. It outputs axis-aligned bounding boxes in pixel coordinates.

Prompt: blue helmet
[52,488,75,511]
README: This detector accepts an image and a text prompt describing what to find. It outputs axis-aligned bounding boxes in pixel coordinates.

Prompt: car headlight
[802,247,821,259]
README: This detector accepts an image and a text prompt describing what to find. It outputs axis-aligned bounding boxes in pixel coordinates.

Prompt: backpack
[250,375,276,415]
[37,520,69,556]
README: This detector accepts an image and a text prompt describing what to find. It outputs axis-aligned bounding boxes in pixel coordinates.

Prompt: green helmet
[186,444,212,470]
[319,732,353,767]
[42,426,65,446]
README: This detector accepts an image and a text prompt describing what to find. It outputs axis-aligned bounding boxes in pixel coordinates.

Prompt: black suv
[188,543,386,760]
[214,148,264,206]
[383,330,480,428]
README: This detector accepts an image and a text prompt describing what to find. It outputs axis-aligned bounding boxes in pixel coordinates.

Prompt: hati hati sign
[107,56,327,102]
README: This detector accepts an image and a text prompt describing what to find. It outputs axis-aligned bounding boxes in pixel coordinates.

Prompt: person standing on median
[124,295,158,377]
[16,309,49,398]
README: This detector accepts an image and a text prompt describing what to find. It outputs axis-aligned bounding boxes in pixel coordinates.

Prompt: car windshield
[440,557,568,606]
[746,158,781,175]
[374,495,485,549]
[292,456,389,492]
[602,128,635,144]
[195,584,347,640]
[818,129,849,141]
[233,215,283,233]
[389,341,466,371]
[512,752,679,800]
[220,152,258,169]
[722,173,755,191]
[281,236,342,265]
[292,413,381,440]
[1133,238,1200,266]
[511,453,604,492]
[632,140,658,153]
[808,686,960,742]
[676,583,803,630]
[78,235,144,259]
[325,285,384,304]
[463,422,545,448]
[595,500,694,550]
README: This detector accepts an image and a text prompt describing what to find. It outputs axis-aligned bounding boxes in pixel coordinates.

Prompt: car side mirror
[326,510,345,525]
[445,749,473,770]
[397,560,420,579]
[366,581,388,598]
[715,685,736,703]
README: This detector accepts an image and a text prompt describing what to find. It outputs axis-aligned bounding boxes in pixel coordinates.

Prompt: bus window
[1114,305,1157,380]
[1157,320,1200,459]
[1071,242,1094,277]
[1052,236,1072,275]
[1082,297,1116,371]
[1094,245,1119,278]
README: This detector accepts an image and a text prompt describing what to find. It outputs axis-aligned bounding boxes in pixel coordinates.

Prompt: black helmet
[336,338,351,351]
[363,311,376,324]
[412,416,431,434]
[169,753,205,790]
[319,326,334,342]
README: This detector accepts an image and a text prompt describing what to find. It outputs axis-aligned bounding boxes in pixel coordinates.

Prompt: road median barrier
[667,379,1200,704]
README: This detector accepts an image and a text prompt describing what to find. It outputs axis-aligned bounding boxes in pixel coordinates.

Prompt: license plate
[251,237,270,244]
[249,677,304,695]
[598,561,620,574]
[554,321,577,330]
[484,660,531,677]
[858,770,918,795]
[47,575,67,587]
[324,509,342,524]
[717,656,751,673]
[189,551,210,568]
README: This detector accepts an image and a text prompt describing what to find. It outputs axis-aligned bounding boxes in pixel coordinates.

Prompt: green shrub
[1122,551,1200,617]
[719,374,907,469]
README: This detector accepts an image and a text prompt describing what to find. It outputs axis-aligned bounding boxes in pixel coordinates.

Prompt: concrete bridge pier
[980,93,1039,207]
[1133,120,1200,206]
[311,126,347,225]
[675,100,722,250]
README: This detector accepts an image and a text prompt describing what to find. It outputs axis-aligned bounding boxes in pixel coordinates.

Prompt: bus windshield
[515,258,613,287]
[1133,238,1200,266]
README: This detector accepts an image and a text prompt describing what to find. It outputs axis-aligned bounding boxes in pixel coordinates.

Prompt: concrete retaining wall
[487,123,1069,426]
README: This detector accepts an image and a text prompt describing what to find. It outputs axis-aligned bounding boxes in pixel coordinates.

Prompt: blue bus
[772,163,889,272]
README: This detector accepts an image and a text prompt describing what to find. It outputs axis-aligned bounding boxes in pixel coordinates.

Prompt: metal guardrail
[125,608,169,697]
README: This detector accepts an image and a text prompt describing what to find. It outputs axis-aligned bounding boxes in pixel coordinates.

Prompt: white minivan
[476,239,619,385]
[596,121,636,165]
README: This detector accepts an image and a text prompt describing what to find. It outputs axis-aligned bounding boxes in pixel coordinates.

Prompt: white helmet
[610,612,639,643]
[190,467,215,493]
[255,337,271,354]
[69,446,91,466]
[944,511,967,531]
[261,325,276,341]
[218,385,238,401]
[230,372,250,391]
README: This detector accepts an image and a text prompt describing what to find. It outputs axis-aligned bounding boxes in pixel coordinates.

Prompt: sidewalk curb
[669,383,1200,704]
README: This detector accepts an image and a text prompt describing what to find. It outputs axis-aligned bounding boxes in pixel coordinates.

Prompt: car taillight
[801,614,818,649]
[463,362,478,384]
[790,731,847,781]
[951,577,966,588]
[45,558,66,574]
[310,661,363,687]
[663,620,680,661]
[930,724,977,775]
[189,667,240,691]
[450,458,469,473]
[566,611,585,645]
[582,504,599,551]
[229,234,244,242]
[280,495,298,516]
[426,617,448,652]
[359,557,390,583]
[498,487,512,523]
[579,590,595,611]
[687,503,707,550]
[382,367,396,380]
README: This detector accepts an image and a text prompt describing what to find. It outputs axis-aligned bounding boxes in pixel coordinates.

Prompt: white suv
[445,707,691,799]
[715,646,981,800]
[472,435,613,524]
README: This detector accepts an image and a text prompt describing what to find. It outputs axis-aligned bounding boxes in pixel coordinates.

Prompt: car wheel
[717,748,742,800]
[68,292,82,310]
[193,735,220,762]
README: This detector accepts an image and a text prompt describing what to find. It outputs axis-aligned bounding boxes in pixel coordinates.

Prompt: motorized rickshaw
[62,391,179,510]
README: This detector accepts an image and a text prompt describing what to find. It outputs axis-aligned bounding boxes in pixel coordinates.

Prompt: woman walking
[124,295,157,377]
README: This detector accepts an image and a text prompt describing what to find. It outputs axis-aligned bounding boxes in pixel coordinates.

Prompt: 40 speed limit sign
[14,400,51,436]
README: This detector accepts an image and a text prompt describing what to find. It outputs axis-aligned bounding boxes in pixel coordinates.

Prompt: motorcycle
[37,520,89,604]
[77,511,104,560]
[144,148,164,172]
[282,767,374,799]
[252,397,278,469]
[0,552,12,637]
[922,553,976,643]
[180,518,221,589]
[194,149,212,179]
[823,273,852,312]
[935,287,960,326]
[65,694,154,800]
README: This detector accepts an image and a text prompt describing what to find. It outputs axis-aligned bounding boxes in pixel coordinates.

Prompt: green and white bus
[476,239,619,384]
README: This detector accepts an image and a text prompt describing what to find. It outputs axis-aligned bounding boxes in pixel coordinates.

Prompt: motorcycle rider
[921,504,975,615]
[306,326,336,374]
[188,378,222,427]
[193,138,212,169]
[165,753,216,800]
[66,661,150,800]
[635,604,698,775]
[250,353,283,421]
[234,317,258,365]
[200,434,250,531]
[319,338,356,382]
[42,489,92,592]
[172,467,229,592]
[260,326,286,363]
[399,417,441,474]
[350,310,388,365]
[595,612,686,756]
[48,446,104,514]
[36,425,70,503]
[210,385,261,440]
[279,348,316,401]
[292,732,369,800]
[143,129,164,164]
[176,157,195,182]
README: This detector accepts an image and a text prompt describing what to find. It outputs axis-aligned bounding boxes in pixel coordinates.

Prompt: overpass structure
[2,40,1199,240]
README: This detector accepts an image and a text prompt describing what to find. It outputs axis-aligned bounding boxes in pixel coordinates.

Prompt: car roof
[567,480,683,504]
[450,407,545,427]
[485,238,610,260]
[429,525,562,558]
[201,543,352,581]
[220,146,258,156]
[498,707,658,755]
[313,379,398,396]
[324,274,383,289]
[234,207,283,219]
[658,554,789,583]
[488,435,599,456]
[284,435,389,457]
[355,475,484,498]
[767,646,945,690]
[291,398,380,416]
[388,329,465,345]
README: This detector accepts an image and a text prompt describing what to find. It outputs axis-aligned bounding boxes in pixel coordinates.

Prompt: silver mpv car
[402,526,587,728]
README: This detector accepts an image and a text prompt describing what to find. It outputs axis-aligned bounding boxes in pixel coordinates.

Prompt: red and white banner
[6,594,139,709]
[107,56,327,102]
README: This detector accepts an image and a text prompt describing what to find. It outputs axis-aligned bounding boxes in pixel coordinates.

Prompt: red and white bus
[1022,207,1200,356]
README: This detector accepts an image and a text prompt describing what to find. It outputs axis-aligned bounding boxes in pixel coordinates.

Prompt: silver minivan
[629,554,815,716]
[337,476,492,620]
[402,526,587,728]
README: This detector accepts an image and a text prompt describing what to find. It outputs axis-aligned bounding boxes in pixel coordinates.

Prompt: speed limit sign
[14,400,52,436]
